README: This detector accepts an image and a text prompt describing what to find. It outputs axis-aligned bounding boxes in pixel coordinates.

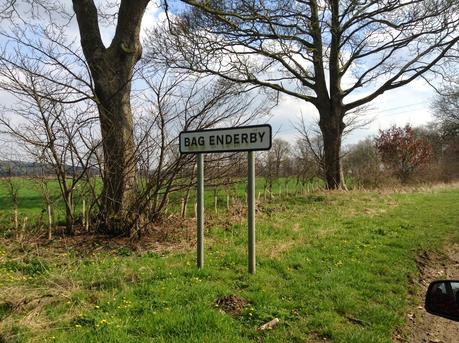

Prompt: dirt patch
[267,241,296,259]
[0,215,198,259]
[395,243,459,343]
[215,295,250,316]
[0,285,67,340]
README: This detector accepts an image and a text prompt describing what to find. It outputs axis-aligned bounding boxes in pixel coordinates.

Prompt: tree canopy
[155,0,459,188]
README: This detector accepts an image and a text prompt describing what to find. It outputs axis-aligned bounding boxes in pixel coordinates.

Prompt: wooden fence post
[13,207,18,232]
[47,204,53,240]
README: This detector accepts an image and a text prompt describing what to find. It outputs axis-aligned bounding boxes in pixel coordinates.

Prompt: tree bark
[318,104,346,190]
[95,68,138,234]
[72,0,149,235]
[318,0,345,190]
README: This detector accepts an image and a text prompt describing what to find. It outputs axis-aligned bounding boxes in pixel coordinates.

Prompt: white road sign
[179,124,272,154]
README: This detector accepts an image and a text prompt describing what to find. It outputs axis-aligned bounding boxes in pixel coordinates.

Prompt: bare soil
[0,215,199,259]
[395,243,459,343]
[215,294,250,316]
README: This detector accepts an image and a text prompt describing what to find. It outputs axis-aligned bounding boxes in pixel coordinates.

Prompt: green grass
[0,177,92,231]
[167,176,325,214]
[0,176,324,231]
[1,186,459,342]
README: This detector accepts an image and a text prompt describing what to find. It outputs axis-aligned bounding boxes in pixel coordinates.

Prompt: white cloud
[140,0,163,40]
[342,78,435,145]
[268,78,436,146]
[0,89,15,107]
[1,2,440,152]
[367,79,433,129]
[269,94,318,142]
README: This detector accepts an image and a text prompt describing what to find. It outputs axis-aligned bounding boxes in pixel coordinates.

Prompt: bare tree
[294,104,372,182]
[272,138,291,180]
[1,0,276,235]
[156,0,459,189]
[258,150,275,195]
[342,138,382,188]
[0,57,100,234]
[69,0,152,233]
[0,0,155,234]
[258,138,291,195]
[292,138,320,188]
[0,2,273,238]
[429,81,459,180]
[432,78,459,137]
[294,118,326,179]
[126,62,271,234]
[0,164,21,233]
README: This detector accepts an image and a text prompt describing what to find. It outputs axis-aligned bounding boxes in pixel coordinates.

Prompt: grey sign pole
[197,153,204,269]
[180,125,271,272]
[247,151,256,274]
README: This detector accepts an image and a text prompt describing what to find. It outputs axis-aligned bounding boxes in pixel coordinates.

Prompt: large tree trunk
[315,0,346,190]
[72,0,149,235]
[319,106,345,190]
[96,71,137,234]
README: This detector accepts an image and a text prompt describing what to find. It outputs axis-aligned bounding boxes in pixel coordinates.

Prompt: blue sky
[0,0,441,150]
[270,77,436,145]
[137,2,441,146]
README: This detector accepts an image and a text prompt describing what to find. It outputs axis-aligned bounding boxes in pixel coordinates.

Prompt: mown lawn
[1,186,458,342]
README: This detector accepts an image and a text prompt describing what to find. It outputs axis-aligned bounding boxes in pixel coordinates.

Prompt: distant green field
[1,185,458,342]
[0,176,326,232]
[0,177,90,231]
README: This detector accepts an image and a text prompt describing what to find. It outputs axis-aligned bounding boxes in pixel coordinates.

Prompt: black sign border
[179,124,272,154]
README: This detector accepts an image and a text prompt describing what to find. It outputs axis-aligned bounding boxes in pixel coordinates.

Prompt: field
[0,177,326,232]
[1,182,459,342]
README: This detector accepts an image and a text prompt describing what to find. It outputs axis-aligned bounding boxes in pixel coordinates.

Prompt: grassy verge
[1,186,458,342]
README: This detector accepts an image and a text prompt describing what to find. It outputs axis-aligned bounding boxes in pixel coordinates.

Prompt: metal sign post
[247,151,256,274]
[197,153,204,269]
[179,124,272,274]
